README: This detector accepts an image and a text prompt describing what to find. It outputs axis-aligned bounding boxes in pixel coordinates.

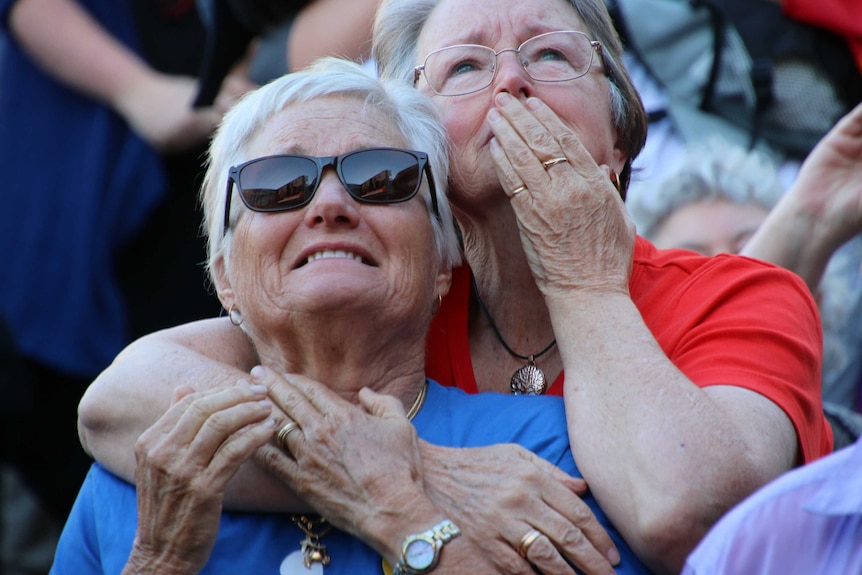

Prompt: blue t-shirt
[51,382,649,574]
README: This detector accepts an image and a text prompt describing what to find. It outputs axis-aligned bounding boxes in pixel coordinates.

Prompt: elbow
[633,501,718,574]
[77,380,111,458]
[634,466,772,574]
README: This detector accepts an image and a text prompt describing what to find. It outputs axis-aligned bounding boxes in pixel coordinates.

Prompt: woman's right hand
[122,384,274,575]
[421,442,620,575]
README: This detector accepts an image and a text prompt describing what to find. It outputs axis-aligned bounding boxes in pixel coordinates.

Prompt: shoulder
[630,235,819,342]
[631,236,811,300]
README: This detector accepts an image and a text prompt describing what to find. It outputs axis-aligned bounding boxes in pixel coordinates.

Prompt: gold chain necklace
[286,381,429,569]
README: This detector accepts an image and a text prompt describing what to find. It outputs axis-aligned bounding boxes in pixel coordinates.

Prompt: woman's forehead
[419,0,585,51]
[246,98,408,157]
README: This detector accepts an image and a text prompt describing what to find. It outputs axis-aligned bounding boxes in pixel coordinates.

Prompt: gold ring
[541,157,568,170]
[276,421,301,452]
[517,528,543,558]
[511,185,527,197]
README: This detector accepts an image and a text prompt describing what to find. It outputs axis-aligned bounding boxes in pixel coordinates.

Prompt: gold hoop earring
[609,169,621,193]
[228,304,243,326]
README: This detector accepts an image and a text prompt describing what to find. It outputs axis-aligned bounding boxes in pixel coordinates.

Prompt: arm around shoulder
[78,318,257,481]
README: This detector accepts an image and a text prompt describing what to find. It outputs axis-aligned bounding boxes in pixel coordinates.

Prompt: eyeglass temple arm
[424,164,442,222]
[223,178,234,236]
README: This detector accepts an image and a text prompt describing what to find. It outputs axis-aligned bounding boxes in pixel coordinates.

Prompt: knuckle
[528,537,559,563]
[532,131,557,151]
[556,524,588,549]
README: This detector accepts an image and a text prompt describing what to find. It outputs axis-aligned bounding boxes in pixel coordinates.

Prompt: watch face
[405,538,436,570]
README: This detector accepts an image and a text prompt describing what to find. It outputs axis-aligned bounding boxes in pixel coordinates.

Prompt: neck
[250,310,429,409]
[459,207,556,343]
[456,207,561,392]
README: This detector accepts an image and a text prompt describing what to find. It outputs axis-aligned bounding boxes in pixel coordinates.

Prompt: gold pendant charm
[510,360,548,395]
[301,537,331,568]
[280,550,324,573]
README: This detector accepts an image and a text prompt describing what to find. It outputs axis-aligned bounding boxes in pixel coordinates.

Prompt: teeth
[306,250,364,265]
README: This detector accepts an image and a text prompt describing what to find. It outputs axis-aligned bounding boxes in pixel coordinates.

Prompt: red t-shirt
[426,236,833,463]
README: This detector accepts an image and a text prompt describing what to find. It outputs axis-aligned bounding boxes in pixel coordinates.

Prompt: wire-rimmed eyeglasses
[413,30,604,97]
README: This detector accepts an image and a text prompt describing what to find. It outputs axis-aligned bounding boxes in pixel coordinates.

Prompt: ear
[435,265,452,300]
[212,255,236,312]
[611,137,628,177]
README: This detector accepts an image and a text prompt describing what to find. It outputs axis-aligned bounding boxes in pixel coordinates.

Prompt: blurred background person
[628,134,862,448]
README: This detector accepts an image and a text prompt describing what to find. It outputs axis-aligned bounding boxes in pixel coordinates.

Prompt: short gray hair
[371,0,648,193]
[627,138,785,239]
[201,57,462,283]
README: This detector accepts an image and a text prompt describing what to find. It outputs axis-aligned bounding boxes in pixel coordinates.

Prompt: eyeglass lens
[422,31,596,96]
[236,148,424,212]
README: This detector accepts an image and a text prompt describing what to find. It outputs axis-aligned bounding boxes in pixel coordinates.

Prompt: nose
[303,172,361,228]
[491,49,533,99]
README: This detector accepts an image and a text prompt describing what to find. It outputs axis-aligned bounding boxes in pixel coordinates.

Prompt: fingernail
[526,97,542,110]
[250,365,264,380]
[607,547,621,566]
[496,92,513,105]
[487,108,502,123]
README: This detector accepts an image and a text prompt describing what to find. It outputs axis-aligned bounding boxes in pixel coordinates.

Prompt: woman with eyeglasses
[79,0,832,572]
[51,57,650,575]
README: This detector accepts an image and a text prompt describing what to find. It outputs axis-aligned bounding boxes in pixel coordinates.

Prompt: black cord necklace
[471,276,556,395]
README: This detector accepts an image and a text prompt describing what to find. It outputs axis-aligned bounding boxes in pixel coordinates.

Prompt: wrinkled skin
[123,385,273,575]
[252,367,620,575]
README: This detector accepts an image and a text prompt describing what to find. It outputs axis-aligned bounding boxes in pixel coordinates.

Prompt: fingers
[487,93,601,193]
[136,385,273,478]
[251,366,339,422]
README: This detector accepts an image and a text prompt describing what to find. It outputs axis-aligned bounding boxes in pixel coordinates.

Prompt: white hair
[627,138,786,239]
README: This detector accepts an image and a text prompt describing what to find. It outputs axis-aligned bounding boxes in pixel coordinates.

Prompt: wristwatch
[392,519,461,575]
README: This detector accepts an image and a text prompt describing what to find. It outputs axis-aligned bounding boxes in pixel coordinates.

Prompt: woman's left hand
[487,93,635,299]
[252,367,437,559]
[124,384,274,574]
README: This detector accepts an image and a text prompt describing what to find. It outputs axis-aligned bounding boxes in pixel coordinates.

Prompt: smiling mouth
[304,250,368,267]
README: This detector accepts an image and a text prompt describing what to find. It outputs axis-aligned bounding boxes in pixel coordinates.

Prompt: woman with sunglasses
[53,57,650,575]
[79,0,833,572]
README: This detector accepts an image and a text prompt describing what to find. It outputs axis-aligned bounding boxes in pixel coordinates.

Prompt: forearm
[78,319,257,481]
[741,191,835,293]
[9,0,152,109]
[550,293,796,573]
[287,0,379,69]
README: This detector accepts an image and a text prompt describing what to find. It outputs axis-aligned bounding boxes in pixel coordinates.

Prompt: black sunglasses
[223,147,440,234]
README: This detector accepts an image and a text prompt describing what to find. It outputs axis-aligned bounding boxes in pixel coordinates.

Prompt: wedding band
[517,528,543,558]
[541,157,568,170]
[511,185,527,197]
[276,421,301,452]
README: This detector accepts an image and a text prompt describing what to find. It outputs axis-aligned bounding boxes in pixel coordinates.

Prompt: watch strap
[392,519,461,575]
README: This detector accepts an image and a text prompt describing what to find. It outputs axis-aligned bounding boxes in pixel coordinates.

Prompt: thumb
[171,384,196,405]
[358,387,408,420]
